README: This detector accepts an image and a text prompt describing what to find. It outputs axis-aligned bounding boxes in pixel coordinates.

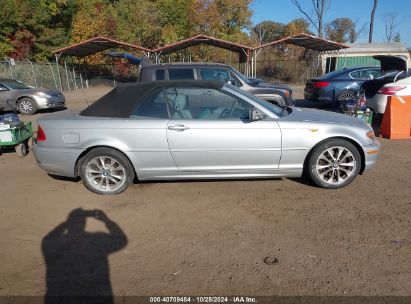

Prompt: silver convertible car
[32,80,380,195]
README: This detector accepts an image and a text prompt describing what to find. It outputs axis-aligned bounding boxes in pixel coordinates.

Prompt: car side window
[199,68,231,82]
[164,87,253,120]
[130,88,169,119]
[155,69,165,80]
[349,71,361,79]
[350,69,379,80]
[168,69,195,80]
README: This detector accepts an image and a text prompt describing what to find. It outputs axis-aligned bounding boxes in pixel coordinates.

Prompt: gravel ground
[0,86,410,298]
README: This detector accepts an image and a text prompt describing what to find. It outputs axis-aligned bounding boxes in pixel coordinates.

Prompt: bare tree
[290,0,331,37]
[351,19,368,43]
[369,0,378,43]
[382,13,404,42]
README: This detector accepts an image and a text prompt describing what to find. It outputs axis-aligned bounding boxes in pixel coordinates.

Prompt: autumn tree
[285,18,313,36]
[115,0,162,48]
[191,0,252,41]
[0,0,78,60]
[252,21,287,45]
[154,0,194,44]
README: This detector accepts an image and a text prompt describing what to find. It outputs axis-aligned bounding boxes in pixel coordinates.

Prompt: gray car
[139,62,294,107]
[0,79,65,115]
[32,80,380,195]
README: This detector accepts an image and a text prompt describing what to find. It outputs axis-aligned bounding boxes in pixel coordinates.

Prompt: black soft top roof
[80,80,224,118]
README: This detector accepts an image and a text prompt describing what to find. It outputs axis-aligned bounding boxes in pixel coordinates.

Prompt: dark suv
[139,63,294,107]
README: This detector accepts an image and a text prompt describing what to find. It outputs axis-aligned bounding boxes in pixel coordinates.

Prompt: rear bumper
[362,141,381,172]
[366,94,387,114]
[304,89,334,103]
[32,142,84,177]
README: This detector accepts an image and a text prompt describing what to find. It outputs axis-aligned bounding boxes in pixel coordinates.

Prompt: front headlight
[366,130,376,140]
[36,92,52,98]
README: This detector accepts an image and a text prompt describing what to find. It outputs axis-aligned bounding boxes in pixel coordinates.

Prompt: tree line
[0,0,401,62]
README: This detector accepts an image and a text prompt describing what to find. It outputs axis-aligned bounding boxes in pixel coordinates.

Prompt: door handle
[168,124,189,131]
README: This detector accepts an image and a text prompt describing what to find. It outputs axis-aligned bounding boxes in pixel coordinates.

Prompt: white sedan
[367,75,411,114]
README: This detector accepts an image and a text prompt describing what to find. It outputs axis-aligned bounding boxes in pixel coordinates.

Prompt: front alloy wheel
[18,97,37,115]
[307,139,361,189]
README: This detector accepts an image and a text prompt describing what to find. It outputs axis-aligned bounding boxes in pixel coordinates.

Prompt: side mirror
[226,79,236,86]
[0,87,8,92]
[249,108,265,121]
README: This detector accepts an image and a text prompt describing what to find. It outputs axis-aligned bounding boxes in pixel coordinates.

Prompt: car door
[127,87,178,179]
[165,86,282,175]
[0,82,13,111]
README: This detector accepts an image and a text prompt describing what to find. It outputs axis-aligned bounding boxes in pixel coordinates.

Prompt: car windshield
[230,67,253,84]
[1,79,30,89]
[225,84,285,117]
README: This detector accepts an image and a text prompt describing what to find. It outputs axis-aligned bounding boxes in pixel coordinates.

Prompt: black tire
[306,139,361,189]
[15,142,28,158]
[18,97,37,115]
[79,147,135,195]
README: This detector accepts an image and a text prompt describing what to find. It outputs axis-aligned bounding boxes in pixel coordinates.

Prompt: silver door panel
[167,119,282,173]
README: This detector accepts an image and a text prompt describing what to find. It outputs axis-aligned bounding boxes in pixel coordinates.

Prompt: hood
[255,82,292,91]
[374,55,407,72]
[285,107,369,128]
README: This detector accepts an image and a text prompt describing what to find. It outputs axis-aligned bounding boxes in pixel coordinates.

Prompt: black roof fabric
[80,80,224,118]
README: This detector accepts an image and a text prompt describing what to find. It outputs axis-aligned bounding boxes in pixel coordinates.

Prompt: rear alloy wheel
[337,90,356,101]
[307,139,361,189]
[18,97,37,115]
[80,148,134,195]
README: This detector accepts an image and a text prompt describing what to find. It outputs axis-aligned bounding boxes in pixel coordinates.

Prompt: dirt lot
[0,86,410,298]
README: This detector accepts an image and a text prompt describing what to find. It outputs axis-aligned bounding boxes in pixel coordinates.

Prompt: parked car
[0,79,65,115]
[32,80,380,195]
[139,62,294,107]
[304,67,381,104]
[305,56,409,108]
[366,75,411,114]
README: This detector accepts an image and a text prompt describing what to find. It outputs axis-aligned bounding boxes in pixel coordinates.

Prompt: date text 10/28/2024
[149,297,257,303]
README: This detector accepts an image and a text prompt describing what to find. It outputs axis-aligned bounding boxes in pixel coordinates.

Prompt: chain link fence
[0,58,317,93]
[0,60,140,92]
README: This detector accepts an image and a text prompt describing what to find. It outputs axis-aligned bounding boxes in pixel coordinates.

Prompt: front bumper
[33,96,65,109]
[362,141,381,172]
[32,142,84,178]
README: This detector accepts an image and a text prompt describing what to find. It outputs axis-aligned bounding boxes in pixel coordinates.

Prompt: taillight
[37,125,46,141]
[378,86,406,95]
[313,81,330,88]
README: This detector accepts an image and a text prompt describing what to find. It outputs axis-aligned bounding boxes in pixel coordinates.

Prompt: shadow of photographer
[42,208,127,304]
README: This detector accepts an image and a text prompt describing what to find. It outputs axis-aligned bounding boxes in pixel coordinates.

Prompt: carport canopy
[252,33,349,52]
[53,36,151,57]
[152,34,252,63]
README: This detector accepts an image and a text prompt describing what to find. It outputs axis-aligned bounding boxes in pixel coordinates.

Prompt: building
[322,42,410,73]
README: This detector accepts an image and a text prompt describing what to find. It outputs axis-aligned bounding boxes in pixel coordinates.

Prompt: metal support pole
[64,60,71,92]
[6,59,13,79]
[47,60,58,89]
[55,53,63,91]
[27,59,37,87]
[73,67,78,90]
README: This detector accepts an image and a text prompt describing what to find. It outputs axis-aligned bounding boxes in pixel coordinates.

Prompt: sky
[251,0,411,47]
